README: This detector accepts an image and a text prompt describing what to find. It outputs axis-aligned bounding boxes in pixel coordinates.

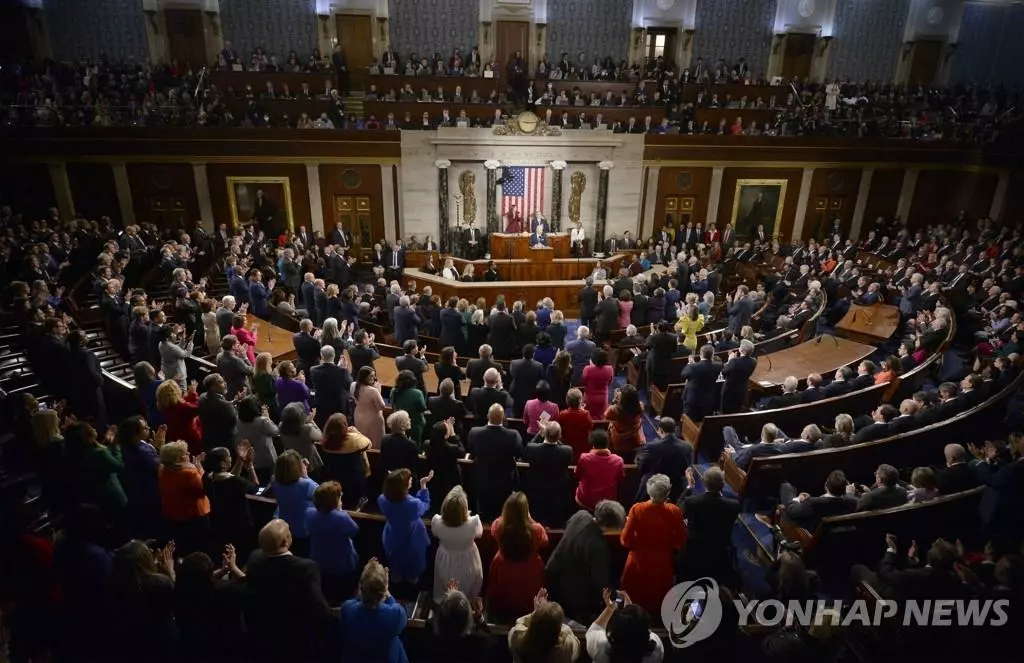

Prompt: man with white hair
[578,277,599,328]
[385,283,402,324]
[468,367,513,423]
[524,420,573,525]
[393,294,421,345]
[466,344,503,389]
[720,338,757,414]
[216,295,237,338]
[300,272,317,315]
[678,465,741,583]
[764,375,801,409]
[565,325,596,384]
[595,284,619,341]
[468,402,523,520]
[310,344,352,427]
[243,519,330,661]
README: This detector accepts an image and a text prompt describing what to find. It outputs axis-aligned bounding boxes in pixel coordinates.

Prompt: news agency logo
[661,577,1010,649]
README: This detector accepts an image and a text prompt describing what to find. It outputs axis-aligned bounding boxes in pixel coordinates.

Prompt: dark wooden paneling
[652,167,713,237]
[908,170,997,229]
[0,164,55,220]
[66,163,120,225]
[863,168,904,229]
[126,163,200,231]
[718,167,804,240]
[206,163,311,232]
[318,164,385,243]
[1001,171,1024,225]
[802,167,863,240]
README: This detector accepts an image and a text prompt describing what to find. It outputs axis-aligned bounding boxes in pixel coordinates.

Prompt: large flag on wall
[500,166,546,218]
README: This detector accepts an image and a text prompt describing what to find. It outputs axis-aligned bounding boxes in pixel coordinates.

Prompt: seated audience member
[800,372,825,403]
[378,468,433,584]
[158,441,211,556]
[938,443,981,494]
[852,404,898,443]
[586,589,664,663]
[620,474,686,617]
[854,463,909,511]
[575,430,626,512]
[305,480,360,604]
[763,375,801,409]
[487,492,549,619]
[243,519,331,662]
[907,466,940,503]
[270,450,318,557]
[822,366,854,397]
[851,536,964,601]
[604,384,645,463]
[431,486,484,603]
[524,420,574,526]
[556,387,594,460]
[319,413,372,509]
[433,583,493,661]
[545,500,626,623]
[887,398,921,435]
[507,590,580,663]
[822,413,855,448]
[777,469,857,532]
[340,559,410,663]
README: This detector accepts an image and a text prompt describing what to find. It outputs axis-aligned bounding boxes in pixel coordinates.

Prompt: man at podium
[530,224,550,247]
[530,211,548,234]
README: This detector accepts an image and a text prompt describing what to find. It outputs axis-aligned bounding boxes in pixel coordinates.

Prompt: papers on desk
[758,381,775,387]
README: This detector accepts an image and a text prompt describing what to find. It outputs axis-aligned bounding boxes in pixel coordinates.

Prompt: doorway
[333,195,381,255]
[335,14,374,69]
[644,28,678,72]
[165,8,208,69]
[495,20,530,76]
[908,40,943,84]
[781,33,815,79]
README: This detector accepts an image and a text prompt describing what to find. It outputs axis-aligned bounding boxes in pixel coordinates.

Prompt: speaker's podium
[491,233,570,260]
[530,246,555,263]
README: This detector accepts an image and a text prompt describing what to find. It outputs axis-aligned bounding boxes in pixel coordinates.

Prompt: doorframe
[159,2,221,67]
[326,8,381,62]
[490,3,536,75]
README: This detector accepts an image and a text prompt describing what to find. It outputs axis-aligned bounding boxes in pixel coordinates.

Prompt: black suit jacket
[466,358,503,389]
[856,485,908,511]
[578,287,598,319]
[524,440,574,524]
[681,359,723,418]
[852,421,892,443]
[783,494,857,532]
[509,358,544,414]
[469,386,513,421]
[395,354,428,394]
[765,392,801,410]
[679,492,741,571]
[292,332,321,373]
[468,424,522,493]
[822,379,851,398]
[487,313,518,358]
[427,395,468,428]
[309,363,352,423]
[886,414,918,436]
[637,435,694,500]
[801,387,826,403]
[938,463,980,495]
[198,392,239,452]
[719,355,756,413]
[243,551,329,659]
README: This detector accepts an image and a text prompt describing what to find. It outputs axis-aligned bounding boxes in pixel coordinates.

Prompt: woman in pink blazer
[230,314,258,365]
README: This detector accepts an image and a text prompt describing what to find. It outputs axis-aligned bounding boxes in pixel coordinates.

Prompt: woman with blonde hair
[461,263,476,282]
[252,352,278,419]
[431,486,484,603]
[31,408,69,513]
[201,299,220,355]
[340,559,409,662]
[508,590,580,663]
[823,413,855,448]
[675,303,705,353]
[158,440,211,555]
[442,258,459,280]
[156,379,202,454]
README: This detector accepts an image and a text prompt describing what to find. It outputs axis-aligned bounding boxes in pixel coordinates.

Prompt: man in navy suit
[328,222,351,250]
[530,224,550,247]
[393,295,421,345]
[719,340,756,414]
[292,319,321,378]
[385,241,405,280]
[229,270,251,307]
[636,417,694,502]
[726,285,754,335]
[680,344,723,422]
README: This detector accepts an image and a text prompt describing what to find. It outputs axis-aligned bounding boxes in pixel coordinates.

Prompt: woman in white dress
[442,258,460,280]
[202,299,220,355]
[825,79,840,112]
[431,486,484,603]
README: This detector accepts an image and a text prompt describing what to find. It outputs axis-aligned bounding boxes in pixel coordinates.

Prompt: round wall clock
[656,0,675,11]
[797,0,816,19]
[926,6,944,25]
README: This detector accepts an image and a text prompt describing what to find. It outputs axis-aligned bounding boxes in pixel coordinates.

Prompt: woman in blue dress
[377,468,433,583]
[340,559,409,663]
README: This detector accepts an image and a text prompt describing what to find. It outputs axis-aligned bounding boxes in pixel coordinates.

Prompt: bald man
[938,444,981,495]
[243,519,330,660]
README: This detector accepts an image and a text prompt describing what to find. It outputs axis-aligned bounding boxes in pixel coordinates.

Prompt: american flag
[500,166,545,219]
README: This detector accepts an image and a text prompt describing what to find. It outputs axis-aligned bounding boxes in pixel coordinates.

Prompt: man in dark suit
[463,225,485,259]
[680,344,722,422]
[777,469,857,532]
[229,270,251,307]
[914,381,959,426]
[466,345,504,390]
[719,341,757,413]
[310,345,353,427]
[509,344,544,417]
[469,367,513,423]
[594,286,620,342]
[677,466,741,584]
[393,296,421,345]
[855,464,909,511]
[822,366,854,398]
[938,443,981,495]
[300,273,317,318]
[726,285,754,335]
[292,319,321,377]
[197,374,239,454]
[721,223,736,248]
[852,404,898,443]
[852,536,966,602]
[487,303,518,360]
[385,241,405,280]
[764,376,801,410]
[243,519,331,662]
[523,420,574,526]
[886,399,920,436]
[977,436,1024,539]
[312,279,328,327]
[578,279,599,329]
[801,373,826,403]
[428,379,468,427]
[328,222,351,250]
[295,224,315,250]
[395,339,429,395]
[348,329,380,377]
[636,417,694,501]
[468,403,523,520]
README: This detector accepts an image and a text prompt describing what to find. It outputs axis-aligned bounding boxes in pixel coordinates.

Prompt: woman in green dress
[252,351,279,421]
[389,369,428,445]
[64,421,127,525]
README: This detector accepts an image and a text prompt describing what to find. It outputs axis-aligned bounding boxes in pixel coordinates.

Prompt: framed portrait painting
[226,176,294,235]
[730,179,787,238]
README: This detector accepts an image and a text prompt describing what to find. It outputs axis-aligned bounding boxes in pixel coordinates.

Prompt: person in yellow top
[674,303,705,352]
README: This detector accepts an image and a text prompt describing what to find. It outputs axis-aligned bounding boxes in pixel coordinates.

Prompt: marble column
[706,167,725,227]
[484,159,500,234]
[381,164,398,243]
[850,168,874,240]
[595,161,614,250]
[896,169,919,223]
[48,162,74,221]
[791,167,816,241]
[305,162,324,236]
[191,163,215,231]
[436,159,452,252]
[990,170,1010,222]
[550,160,567,231]
[111,162,136,227]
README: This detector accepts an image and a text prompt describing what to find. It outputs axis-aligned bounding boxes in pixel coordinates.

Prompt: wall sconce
[901,42,913,61]
[818,36,832,55]
[772,33,786,55]
[683,29,694,50]
[536,23,546,47]
[482,21,491,43]
[204,11,220,37]
[317,13,330,38]
[143,9,159,34]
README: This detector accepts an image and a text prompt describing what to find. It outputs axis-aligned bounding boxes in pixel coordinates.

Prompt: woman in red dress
[155,379,203,454]
[705,223,720,245]
[620,473,686,620]
[581,348,614,420]
[486,492,549,619]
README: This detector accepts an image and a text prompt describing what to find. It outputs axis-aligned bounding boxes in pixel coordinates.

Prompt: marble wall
[398,130,644,245]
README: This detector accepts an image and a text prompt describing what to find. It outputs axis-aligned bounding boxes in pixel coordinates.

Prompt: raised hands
[419,470,435,491]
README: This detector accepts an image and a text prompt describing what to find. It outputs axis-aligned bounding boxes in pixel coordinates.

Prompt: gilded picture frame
[226,176,294,233]
[730,178,788,238]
